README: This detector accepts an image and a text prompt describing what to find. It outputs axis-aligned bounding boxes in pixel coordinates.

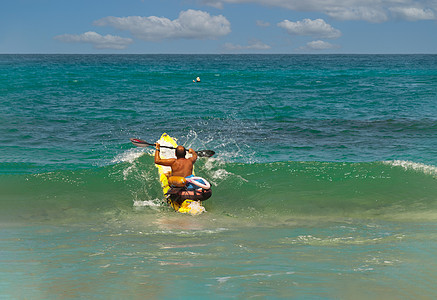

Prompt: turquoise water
[1,54,437,298]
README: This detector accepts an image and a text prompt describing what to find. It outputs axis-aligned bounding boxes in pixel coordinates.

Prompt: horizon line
[1,53,436,55]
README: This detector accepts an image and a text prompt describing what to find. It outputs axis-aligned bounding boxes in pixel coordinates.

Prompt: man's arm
[154,143,175,166]
[188,148,197,163]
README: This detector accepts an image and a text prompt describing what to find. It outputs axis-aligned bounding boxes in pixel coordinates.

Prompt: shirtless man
[154,143,197,177]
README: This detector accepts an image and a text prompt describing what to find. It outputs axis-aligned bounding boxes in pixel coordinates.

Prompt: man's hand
[188,148,195,154]
[155,143,175,166]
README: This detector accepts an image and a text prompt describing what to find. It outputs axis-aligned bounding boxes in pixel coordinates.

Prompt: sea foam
[383,160,437,177]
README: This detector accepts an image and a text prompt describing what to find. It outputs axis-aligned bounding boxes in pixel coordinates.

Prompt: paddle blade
[197,150,215,157]
[130,138,153,148]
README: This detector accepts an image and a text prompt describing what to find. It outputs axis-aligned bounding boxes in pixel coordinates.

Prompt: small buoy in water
[193,76,201,83]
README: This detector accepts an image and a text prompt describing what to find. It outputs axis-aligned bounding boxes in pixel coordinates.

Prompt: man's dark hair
[175,146,186,159]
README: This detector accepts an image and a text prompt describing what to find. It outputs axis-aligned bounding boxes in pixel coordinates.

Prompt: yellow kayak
[155,133,206,215]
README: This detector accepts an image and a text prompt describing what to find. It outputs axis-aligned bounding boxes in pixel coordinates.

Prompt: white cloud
[94,9,231,41]
[201,0,225,9]
[54,31,133,49]
[256,20,271,27]
[299,40,339,50]
[199,0,437,22]
[278,18,341,39]
[390,6,435,21]
[324,6,389,22]
[224,39,271,50]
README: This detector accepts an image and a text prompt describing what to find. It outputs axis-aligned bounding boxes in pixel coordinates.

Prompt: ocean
[1,54,437,299]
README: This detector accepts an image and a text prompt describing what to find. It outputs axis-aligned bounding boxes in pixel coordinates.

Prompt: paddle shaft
[140,141,178,150]
[130,138,215,157]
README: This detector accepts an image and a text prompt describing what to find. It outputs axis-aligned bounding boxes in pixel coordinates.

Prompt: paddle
[130,138,215,158]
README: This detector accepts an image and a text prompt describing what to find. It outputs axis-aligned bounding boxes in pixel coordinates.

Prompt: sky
[1,0,436,54]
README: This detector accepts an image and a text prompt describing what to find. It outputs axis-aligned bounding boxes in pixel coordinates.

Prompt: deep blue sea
[1,54,437,299]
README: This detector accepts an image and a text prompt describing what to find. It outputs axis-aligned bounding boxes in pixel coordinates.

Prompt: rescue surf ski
[140,133,212,215]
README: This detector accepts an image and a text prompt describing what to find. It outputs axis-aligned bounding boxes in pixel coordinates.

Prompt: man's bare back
[154,144,197,177]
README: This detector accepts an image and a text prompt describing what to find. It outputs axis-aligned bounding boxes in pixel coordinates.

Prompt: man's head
[175,145,186,159]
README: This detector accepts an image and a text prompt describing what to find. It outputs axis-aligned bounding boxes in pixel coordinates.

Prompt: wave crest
[383,160,437,177]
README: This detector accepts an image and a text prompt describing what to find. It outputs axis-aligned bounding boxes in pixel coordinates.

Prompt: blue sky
[1,0,436,53]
